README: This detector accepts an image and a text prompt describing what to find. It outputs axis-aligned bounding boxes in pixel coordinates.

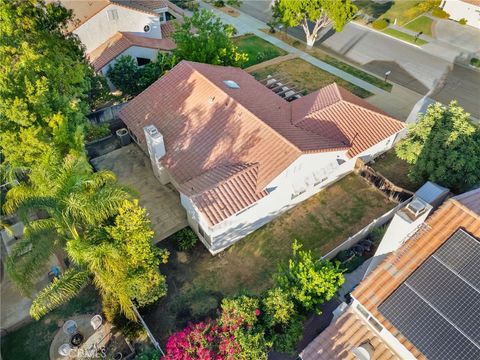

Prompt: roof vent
[351,342,374,360]
[223,80,240,89]
[406,197,427,217]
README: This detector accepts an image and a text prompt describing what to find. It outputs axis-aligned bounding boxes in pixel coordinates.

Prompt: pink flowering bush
[163,320,241,360]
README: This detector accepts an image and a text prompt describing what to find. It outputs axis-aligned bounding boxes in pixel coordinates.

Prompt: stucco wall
[74,4,162,53]
[443,0,480,29]
[181,131,401,254]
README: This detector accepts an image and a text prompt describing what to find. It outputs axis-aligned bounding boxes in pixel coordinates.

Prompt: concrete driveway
[91,144,187,242]
[433,19,480,54]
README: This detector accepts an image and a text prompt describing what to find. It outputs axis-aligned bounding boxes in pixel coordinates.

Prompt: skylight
[223,80,240,89]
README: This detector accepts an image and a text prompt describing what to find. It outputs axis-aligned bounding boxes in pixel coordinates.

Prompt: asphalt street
[237,1,480,118]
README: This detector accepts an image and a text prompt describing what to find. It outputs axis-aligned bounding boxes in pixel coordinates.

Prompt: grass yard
[262,30,392,92]
[233,34,287,68]
[142,174,395,344]
[383,28,428,45]
[371,150,422,192]
[1,286,100,360]
[251,58,373,98]
[404,16,434,37]
[378,1,426,26]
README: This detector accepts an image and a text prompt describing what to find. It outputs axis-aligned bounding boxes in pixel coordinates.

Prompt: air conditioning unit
[406,197,427,217]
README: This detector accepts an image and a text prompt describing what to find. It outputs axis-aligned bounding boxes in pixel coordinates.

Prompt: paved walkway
[91,144,188,242]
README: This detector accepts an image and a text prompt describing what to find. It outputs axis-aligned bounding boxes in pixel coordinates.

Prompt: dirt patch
[218,6,240,17]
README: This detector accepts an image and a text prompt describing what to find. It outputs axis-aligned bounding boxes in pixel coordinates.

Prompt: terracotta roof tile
[88,32,175,72]
[119,61,404,225]
[181,163,268,225]
[352,188,480,359]
[300,309,399,360]
[161,19,180,38]
[112,0,184,16]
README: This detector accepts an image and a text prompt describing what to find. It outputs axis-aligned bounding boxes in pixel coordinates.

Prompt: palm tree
[4,154,132,319]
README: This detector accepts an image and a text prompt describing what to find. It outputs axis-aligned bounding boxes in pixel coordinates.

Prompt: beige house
[442,0,480,28]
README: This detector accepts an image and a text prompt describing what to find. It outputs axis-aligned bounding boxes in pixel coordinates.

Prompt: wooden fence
[354,159,414,203]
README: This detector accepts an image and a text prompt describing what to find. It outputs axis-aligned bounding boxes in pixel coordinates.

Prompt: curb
[351,22,424,49]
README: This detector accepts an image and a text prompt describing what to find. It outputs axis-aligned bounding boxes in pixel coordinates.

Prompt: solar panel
[378,229,480,360]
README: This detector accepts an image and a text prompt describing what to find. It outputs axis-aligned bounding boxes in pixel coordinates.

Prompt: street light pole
[384,70,391,83]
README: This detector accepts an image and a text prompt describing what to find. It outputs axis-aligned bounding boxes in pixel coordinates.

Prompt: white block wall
[443,0,480,29]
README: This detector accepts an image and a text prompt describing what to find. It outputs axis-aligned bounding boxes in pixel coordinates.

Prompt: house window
[356,304,369,318]
[159,12,166,22]
[368,317,383,332]
[136,57,151,66]
[143,25,151,33]
[107,9,118,21]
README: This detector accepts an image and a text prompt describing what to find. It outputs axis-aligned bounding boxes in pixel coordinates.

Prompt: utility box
[116,128,131,146]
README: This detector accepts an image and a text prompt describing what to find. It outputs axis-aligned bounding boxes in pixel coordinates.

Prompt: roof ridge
[188,162,259,197]
[182,61,303,155]
[292,83,343,124]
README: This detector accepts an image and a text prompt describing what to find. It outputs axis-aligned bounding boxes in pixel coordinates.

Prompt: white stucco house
[119,60,406,254]
[442,0,480,28]
[57,0,183,74]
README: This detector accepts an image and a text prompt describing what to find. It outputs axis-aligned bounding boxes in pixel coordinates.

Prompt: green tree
[274,0,357,48]
[107,55,141,96]
[263,287,295,326]
[107,52,178,96]
[396,102,480,193]
[173,9,248,66]
[0,0,91,170]
[275,241,344,313]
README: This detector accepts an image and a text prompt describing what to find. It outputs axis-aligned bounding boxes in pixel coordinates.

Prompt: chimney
[144,125,169,184]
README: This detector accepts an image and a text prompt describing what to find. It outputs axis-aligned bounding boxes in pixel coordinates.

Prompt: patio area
[91,144,188,242]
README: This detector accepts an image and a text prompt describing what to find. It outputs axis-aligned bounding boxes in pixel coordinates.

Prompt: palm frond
[7,220,58,295]
[3,183,36,215]
[29,269,90,320]
[15,196,59,223]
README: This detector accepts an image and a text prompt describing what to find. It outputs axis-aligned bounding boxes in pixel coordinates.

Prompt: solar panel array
[379,229,480,360]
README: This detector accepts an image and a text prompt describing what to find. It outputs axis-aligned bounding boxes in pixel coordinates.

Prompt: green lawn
[371,150,422,192]
[378,1,427,26]
[251,58,373,98]
[233,34,287,68]
[263,30,391,92]
[404,16,434,37]
[383,28,428,45]
[1,286,101,360]
[142,174,395,344]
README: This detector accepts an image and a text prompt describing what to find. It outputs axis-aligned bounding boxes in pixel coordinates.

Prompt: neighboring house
[442,0,480,28]
[119,60,405,254]
[300,188,480,360]
[57,0,183,73]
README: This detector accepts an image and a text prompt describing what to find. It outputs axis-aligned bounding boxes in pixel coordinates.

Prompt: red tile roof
[88,32,175,72]
[180,163,268,225]
[301,309,399,360]
[161,19,180,39]
[119,61,404,225]
[352,188,480,359]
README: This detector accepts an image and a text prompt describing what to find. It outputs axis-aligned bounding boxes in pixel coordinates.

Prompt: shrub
[459,18,468,25]
[270,315,304,354]
[341,255,365,273]
[85,123,110,142]
[370,225,387,245]
[263,288,295,326]
[470,57,480,68]
[213,0,225,7]
[275,241,345,314]
[173,227,198,251]
[432,7,449,18]
[134,349,162,360]
[226,0,242,6]
[220,295,260,327]
[372,19,389,30]
[335,249,353,262]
